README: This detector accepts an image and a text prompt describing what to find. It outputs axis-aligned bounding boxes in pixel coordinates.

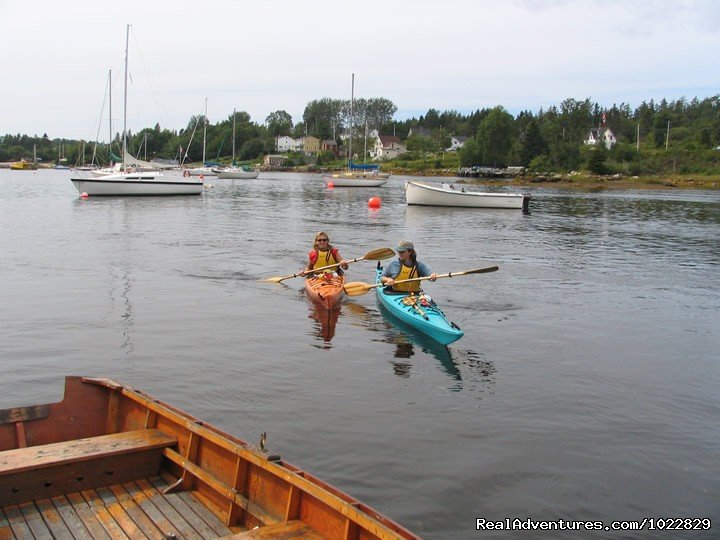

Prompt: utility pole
[665,121,670,151]
[636,123,640,151]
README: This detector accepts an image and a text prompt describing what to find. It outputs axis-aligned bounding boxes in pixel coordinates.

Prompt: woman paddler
[300,231,349,279]
[380,240,437,292]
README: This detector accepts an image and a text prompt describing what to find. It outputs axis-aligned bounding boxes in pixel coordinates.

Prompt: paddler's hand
[339,259,349,270]
[429,273,437,282]
[383,277,395,286]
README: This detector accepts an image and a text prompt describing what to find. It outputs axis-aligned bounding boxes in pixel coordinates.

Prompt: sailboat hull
[71,174,203,196]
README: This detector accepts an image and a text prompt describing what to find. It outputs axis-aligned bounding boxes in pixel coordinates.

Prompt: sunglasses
[317,238,329,242]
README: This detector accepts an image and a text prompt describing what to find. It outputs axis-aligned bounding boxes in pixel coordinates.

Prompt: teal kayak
[375,265,464,345]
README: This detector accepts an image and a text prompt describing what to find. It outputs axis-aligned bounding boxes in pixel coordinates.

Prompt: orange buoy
[368,196,381,208]
[81,192,89,198]
[327,181,334,189]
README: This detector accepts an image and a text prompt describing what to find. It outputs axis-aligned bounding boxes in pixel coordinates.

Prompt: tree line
[2,95,719,175]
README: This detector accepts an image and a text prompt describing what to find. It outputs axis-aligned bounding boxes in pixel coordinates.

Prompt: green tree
[519,119,548,166]
[587,144,608,174]
[476,106,515,167]
[265,110,293,137]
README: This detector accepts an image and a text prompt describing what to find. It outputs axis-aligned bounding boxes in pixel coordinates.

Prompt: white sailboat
[216,109,259,179]
[323,73,389,187]
[71,25,203,196]
[184,98,217,177]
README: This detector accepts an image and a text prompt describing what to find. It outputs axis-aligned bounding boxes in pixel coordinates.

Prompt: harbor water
[1,169,719,538]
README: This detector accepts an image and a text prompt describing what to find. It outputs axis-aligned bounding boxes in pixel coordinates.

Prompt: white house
[373,135,407,160]
[584,128,616,150]
[447,135,468,151]
[275,135,296,152]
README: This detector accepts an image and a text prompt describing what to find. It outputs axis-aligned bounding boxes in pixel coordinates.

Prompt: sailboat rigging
[216,109,259,179]
[322,74,389,187]
[70,25,203,195]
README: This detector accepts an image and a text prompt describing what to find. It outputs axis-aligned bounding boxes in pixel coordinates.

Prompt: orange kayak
[305,273,345,310]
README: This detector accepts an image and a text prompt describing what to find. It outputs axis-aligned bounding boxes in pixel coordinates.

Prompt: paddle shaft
[344,265,499,295]
[385,266,499,287]
[267,247,395,283]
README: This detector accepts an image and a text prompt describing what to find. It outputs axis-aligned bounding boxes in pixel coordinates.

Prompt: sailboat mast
[109,69,113,162]
[232,108,236,162]
[202,97,208,164]
[122,24,130,168]
[349,73,354,164]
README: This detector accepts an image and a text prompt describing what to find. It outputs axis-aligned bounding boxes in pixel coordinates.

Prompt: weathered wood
[0,429,176,506]
[222,520,323,539]
[56,493,112,540]
[18,501,52,538]
[0,405,49,426]
[75,490,129,539]
[35,497,78,539]
[94,486,148,539]
[107,484,165,538]
[2,504,33,539]
[148,476,226,538]
[0,429,175,475]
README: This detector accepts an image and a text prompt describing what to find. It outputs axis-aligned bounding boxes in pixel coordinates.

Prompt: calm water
[1,169,719,538]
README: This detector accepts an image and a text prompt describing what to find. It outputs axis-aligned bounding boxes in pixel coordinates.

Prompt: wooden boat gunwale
[0,376,419,539]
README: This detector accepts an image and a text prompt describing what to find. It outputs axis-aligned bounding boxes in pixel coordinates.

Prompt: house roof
[378,135,403,146]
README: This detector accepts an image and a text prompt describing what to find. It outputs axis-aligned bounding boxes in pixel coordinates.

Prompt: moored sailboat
[71,25,203,196]
[323,74,389,188]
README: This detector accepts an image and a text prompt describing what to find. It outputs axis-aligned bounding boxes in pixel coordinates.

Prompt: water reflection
[107,264,135,357]
[377,303,463,386]
[306,299,340,344]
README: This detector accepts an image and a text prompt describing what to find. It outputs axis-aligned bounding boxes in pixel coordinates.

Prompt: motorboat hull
[405,180,529,209]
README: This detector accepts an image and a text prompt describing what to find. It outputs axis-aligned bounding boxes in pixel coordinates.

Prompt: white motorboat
[405,180,530,210]
[70,26,203,196]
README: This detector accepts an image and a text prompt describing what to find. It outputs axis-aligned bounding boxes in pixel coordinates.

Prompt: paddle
[264,247,396,283]
[343,266,499,296]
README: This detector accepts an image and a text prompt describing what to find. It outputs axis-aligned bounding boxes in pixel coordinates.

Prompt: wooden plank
[56,493,112,540]
[94,486,150,539]
[2,504,34,539]
[0,507,11,540]
[34,497,77,539]
[74,490,127,539]
[221,520,323,539]
[0,506,19,540]
[0,429,176,474]
[0,405,49,425]
[133,479,200,539]
[148,476,223,538]
[18,501,52,538]
[80,488,134,539]
[108,483,166,538]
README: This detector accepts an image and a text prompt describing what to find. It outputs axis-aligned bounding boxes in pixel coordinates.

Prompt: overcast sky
[2,0,718,141]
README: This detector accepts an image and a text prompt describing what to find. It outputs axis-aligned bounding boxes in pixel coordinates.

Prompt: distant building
[264,154,286,167]
[275,135,296,152]
[447,135,468,151]
[296,136,320,155]
[373,135,407,160]
[585,127,616,150]
[321,139,339,156]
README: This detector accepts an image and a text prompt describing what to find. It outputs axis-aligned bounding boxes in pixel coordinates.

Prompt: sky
[1,0,718,142]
